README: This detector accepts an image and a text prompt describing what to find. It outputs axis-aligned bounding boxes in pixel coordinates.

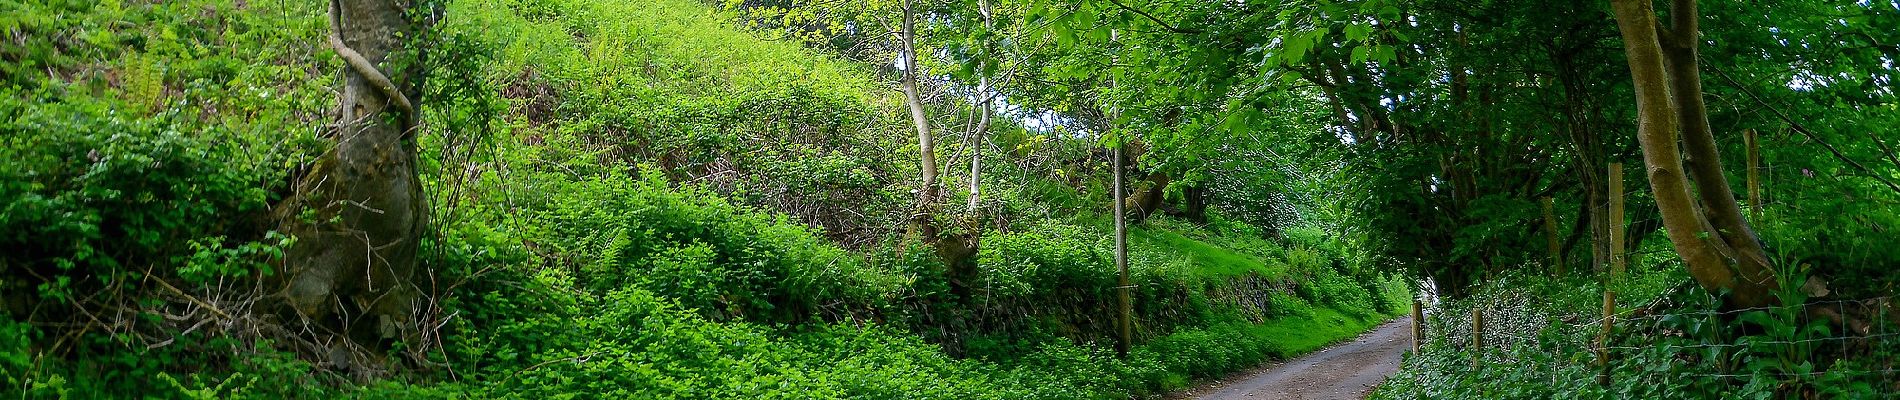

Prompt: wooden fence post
[1609,163,1626,280]
[1597,163,1626,387]
[1543,197,1563,277]
[1412,298,1425,353]
[1746,128,1762,221]
[1471,307,1484,368]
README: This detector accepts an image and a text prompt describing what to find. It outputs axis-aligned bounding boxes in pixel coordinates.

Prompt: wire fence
[1416,290,1900,385]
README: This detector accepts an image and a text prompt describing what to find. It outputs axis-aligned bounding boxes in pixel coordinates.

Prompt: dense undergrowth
[0,0,1406,398]
[1370,262,1899,399]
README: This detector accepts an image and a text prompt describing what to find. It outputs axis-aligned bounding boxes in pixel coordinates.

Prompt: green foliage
[0,0,328,298]
[445,257,1221,399]
[1131,224,1277,280]
[175,233,291,285]
[1697,0,1900,297]
[1372,268,1897,400]
[0,0,369,397]
[158,372,258,400]
[456,0,910,243]
[2,0,1418,398]
[523,171,905,320]
[1752,198,1900,298]
[0,316,345,399]
[0,316,62,399]
[0,97,286,301]
[976,220,1112,298]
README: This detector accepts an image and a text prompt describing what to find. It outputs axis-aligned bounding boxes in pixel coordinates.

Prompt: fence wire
[1420,294,1899,383]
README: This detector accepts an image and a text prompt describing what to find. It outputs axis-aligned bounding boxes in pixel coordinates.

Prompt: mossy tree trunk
[1113,140,1171,225]
[1608,0,1776,309]
[279,0,426,356]
[1657,0,1776,303]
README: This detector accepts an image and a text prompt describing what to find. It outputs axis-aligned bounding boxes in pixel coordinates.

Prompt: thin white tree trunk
[969,76,989,212]
[900,0,937,208]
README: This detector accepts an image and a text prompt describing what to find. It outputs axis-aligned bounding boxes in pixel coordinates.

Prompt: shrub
[1,0,1413,398]
[1373,268,1896,400]
[975,220,1113,300]
[523,171,905,321]
[0,98,281,303]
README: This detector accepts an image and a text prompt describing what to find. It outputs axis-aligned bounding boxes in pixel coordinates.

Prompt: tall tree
[1110,99,1132,359]
[967,0,996,216]
[280,0,427,350]
[1609,0,1777,308]
[900,0,939,215]
[895,0,980,291]
[1239,0,1624,297]
[968,84,989,213]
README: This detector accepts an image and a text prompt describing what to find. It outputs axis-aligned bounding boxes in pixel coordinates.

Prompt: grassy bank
[0,0,1405,397]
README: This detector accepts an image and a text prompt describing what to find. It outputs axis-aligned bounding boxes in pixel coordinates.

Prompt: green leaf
[1280,32,1314,66]
[1345,23,1370,42]
[1372,45,1397,63]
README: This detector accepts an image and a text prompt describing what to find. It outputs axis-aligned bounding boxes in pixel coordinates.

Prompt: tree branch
[328,0,414,114]
[1868,130,1900,172]
[1103,0,1202,34]
[1705,62,1900,195]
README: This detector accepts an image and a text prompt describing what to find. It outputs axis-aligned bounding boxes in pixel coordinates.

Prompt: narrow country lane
[1184,316,1412,400]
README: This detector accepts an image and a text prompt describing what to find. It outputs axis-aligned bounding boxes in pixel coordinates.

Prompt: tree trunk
[1543,197,1563,277]
[1113,127,1132,358]
[900,1,938,217]
[1660,0,1777,300]
[1175,183,1208,223]
[1588,183,1611,272]
[1111,140,1169,225]
[968,0,992,215]
[1608,0,1774,309]
[1560,190,1590,271]
[1126,171,1170,225]
[969,79,989,214]
[1553,47,1611,275]
[280,0,425,354]
[1110,28,1132,358]
[896,2,977,292]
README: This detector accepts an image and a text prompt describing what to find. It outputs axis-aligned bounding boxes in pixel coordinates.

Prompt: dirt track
[1179,316,1412,400]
